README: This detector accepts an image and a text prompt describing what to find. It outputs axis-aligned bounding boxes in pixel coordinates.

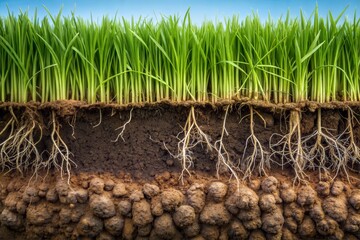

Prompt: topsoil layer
[1,103,359,179]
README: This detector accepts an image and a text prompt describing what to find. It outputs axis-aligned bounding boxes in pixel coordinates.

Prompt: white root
[214,106,240,188]
[93,108,102,128]
[0,108,42,175]
[241,106,269,180]
[303,109,348,181]
[112,108,133,142]
[47,111,76,184]
[270,110,308,184]
[341,108,360,177]
[175,106,213,184]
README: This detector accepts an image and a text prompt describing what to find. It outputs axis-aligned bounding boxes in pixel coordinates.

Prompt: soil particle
[316,216,338,236]
[90,195,116,218]
[15,201,26,215]
[284,202,304,224]
[344,209,360,232]
[309,201,325,223]
[349,189,360,210]
[153,213,177,239]
[282,228,298,240]
[249,229,266,240]
[55,179,69,196]
[138,223,152,236]
[331,229,345,240]
[97,231,114,240]
[248,179,261,191]
[183,220,201,238]
[259,194,277,212]
[75,188,88,203]
[71,207,85,222]
[186,183,206,213]
[89,178,105,195]
[104,179,115,191]
[132,199,153,227]
[207,181,228,203]
[143,184,160,199]
[323,195,348,222]
[298,216,316,238]
[26,202,53,225]
[280,187,297,203]
[265,232,282,240]
[150,195,163,216]
[173,205,196,228]
[317,181,331,196]
[59,208,72,224]
[225,185,259,214]
[46,188,58,203]
[243,218,262,230]
[104,215,124,236]
[39,182,49,197]
[284,217,297,233]
[261,208,284,234]
[297,185,317,207]
[67,190,78,204]
[129,190,145,202]
[0,209,23,230]
[118,200,132,216]
[76,214,103,237]
[4,192,22,211]
[161,189,184,212]
[200,202,231,225]
[228,219,249,239]
[22,187,40,204]
[331,181,344,196]
[122,218,136,240]
[261,176,278,193]
[237,205,261,222]
[201,224,219,240]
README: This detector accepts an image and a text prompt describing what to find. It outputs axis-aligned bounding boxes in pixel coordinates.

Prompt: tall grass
[0,8,359,105]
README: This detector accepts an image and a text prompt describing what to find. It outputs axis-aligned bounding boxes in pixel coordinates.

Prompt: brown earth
[1,103,360,239]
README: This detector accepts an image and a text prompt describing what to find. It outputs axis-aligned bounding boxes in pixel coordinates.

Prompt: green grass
[0,8,359,105]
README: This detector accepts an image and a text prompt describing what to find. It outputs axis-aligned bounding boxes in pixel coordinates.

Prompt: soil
[1,102,360,239]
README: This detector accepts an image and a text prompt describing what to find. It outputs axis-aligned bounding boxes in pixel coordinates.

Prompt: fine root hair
[0,107,42,176]
[240,106,269,180]
[270,110,308,184]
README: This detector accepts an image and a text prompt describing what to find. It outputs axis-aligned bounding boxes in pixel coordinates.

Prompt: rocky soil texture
[0,173,359,240]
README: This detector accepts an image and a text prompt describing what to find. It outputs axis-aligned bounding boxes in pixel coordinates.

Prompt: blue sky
[0,0,359,24]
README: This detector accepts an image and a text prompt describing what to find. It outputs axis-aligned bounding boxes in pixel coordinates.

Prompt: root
[93,108,102,128]
[270,110,308,184]
[241,106,269,180]
[343,108,360,172]
[175,106,213,184]
[0,107,42,176]
[47,111,76,184]
[214,106,240,188]
[303,109,348,181]
[112,108,133,142]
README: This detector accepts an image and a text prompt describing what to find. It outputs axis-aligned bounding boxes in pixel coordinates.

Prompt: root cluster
[173,106,360,184]
[0,108,74,182]
[270,108,360,184]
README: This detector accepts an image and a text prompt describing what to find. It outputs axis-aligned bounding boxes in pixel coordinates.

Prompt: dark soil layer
[1,104,359,179]
[1,173,360,239]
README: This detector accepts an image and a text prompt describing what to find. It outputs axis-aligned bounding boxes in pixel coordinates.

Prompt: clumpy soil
[1,173,360,239]
[1,103,360,239]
